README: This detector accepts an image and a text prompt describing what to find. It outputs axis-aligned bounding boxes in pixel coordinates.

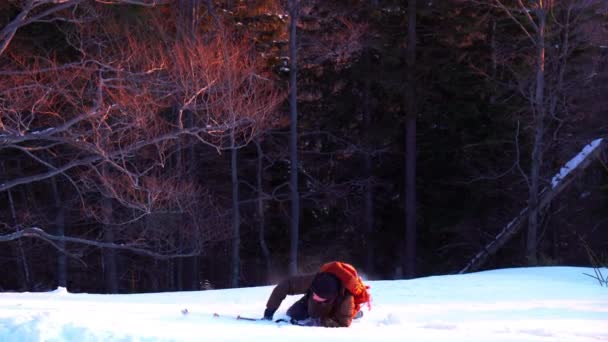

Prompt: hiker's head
[311,272,340,302]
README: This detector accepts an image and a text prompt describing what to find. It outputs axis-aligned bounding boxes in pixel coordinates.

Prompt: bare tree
[254,137,273,277]
[0,0,173,58]
[176,0,201,290]
[50,176,67,287]
[404,0,417,278]
[202,0,284,287]
[2,162,31,290]
[470,0,602,266]
[288,0,300,276]
[0,8,280,279]
[361,56,375,275]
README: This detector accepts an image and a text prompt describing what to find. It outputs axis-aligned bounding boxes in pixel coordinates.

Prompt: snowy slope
[0,267,606,342]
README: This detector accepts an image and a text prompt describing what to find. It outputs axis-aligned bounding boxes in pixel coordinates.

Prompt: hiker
[262,261,370,327]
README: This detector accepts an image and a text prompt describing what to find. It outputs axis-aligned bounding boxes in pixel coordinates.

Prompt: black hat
[311,272,340,299]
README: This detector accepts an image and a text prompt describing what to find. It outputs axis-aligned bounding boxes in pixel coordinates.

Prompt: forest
[0,0,606,293]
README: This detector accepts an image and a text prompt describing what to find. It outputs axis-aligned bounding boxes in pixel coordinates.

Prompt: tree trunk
[7,188,31,290]
[175,0,201,287]
[102,166,118,293]
[491,19,497,80]
[103,220,118,293]
[362,57,375,275]
[490,18,497,104]
[167,260,175,290]
[364,129,375,275]
[188,253,199,290]
[178,0,199,40]
[288,0,300,276]
[176,237,184,291]
[186,110,199,290]
[51,177,67,288]
[204,0,241,288]
[404,0,417,279]
[146,214,160,292]
[527,8,547,266]
[230,131,241,288]
[178,0,200,291]
[255,138,272,278]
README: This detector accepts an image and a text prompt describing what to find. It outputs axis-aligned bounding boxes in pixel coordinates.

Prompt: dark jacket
[265,273,355,327]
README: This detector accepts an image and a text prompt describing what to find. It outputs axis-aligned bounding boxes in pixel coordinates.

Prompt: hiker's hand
[263,308,275,320]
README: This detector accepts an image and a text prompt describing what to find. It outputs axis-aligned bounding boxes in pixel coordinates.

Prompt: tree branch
[515,0,540,32]
[1,227,199,259]
[493,0,537,45]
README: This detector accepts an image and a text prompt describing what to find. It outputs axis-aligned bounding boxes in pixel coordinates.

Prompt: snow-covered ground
[0,267,606,342]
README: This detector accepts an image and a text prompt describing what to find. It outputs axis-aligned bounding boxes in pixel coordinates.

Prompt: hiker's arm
[265,274,316,313]
[322,294,354,328]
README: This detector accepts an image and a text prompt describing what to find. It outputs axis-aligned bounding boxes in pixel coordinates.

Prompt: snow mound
[0,267,606,342]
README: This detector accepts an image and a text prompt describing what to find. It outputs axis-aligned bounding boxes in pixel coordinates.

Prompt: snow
[0,267,606,342]
[551,138,604,188]
[30,127,54,135]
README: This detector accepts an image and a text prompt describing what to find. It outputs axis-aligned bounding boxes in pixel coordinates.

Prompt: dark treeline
[0,0,606,293]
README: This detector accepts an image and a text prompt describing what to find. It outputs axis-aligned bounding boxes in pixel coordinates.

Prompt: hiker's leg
[286,295,309,321]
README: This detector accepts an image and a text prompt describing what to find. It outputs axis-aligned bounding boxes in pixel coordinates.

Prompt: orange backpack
[320,261,371,318]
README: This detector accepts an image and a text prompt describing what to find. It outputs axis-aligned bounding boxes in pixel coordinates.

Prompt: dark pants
[286,295,309,320]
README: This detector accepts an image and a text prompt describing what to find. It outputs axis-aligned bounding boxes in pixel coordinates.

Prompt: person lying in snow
[262,261,371,327]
